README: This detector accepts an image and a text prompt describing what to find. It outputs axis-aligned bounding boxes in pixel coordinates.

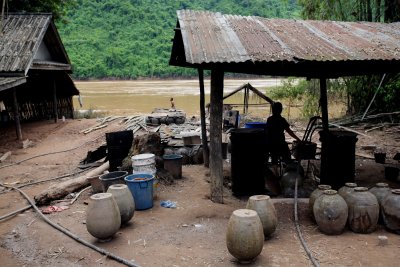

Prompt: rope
[1,183,140,267]
[294,174,320,267]
[0,133,104,170]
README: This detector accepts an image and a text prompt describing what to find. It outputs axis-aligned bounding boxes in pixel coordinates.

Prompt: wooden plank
[198,68,209,168]
[13,88,22,140]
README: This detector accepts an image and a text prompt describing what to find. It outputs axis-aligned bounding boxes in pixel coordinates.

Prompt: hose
[294,174,320,267]
[1,183,140,267]
[0,134,104,170]
[0,205,31,221]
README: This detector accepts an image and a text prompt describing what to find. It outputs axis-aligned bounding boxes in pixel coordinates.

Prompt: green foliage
[297,0,400,114]
[7,0,76,22]
[53,0,300,79]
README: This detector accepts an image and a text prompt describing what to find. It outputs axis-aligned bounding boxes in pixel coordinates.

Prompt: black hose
[0,205,31,221]
[1,184,140,267]
[294,173,320,267]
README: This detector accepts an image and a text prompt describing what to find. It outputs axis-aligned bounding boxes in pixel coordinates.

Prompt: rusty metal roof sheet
[0,14,71,75]
[175,10,400,65]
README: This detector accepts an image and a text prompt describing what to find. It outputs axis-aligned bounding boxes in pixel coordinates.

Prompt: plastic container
[124,173,154,210]
[244,122,267,130]
[132,154,158,199]
[131,153,155,166]
[99,171,128,192]
[163,154,183,179]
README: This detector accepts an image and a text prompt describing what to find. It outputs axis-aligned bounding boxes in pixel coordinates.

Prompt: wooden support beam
[209,69,224,203]
[198,68,209,167]
[12,88,22,141]
[53,77,58,123]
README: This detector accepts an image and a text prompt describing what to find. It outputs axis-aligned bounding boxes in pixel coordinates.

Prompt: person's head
[170,97,174,101]
[272,102,283,115]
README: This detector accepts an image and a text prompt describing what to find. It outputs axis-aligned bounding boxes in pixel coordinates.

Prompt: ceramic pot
[246,195,278,238]
[313,190,348,235]
[226,209,264,263]
[347,187,379,234]
[338,182,357,204]
[369,182,391,223]
[107,184,135,224]
[86,193,121,240]
[309,184,332,217]
[281,171,303,198]
[381,189,400,234]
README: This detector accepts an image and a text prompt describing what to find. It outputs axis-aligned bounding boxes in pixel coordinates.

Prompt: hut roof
[170,10,400,78]
[0,13,72,76]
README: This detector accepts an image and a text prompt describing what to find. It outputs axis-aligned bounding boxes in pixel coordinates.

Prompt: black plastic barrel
[319,129,358,190]
[106,130,133,171]
[230,128,266,196]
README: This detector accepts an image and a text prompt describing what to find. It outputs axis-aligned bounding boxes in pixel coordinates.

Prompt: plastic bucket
[163,154,183,179]
[132,153,158,199]
[131,153,155,166]
[99,171,128,192]
[244,122,267,130]
[124,174,154,210]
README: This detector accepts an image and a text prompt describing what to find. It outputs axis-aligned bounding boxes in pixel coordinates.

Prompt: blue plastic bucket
[124,173,154,210]
[244,122,267,130]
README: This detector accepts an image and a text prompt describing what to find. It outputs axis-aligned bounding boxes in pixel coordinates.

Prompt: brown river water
[73,79,286,117]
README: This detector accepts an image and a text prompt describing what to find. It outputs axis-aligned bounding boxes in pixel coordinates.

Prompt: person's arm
[285,127,301,142]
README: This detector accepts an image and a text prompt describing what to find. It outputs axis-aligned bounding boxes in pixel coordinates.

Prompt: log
[0,151,12,163]
[34,161,109,205]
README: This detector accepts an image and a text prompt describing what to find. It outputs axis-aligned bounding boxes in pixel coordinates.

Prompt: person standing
[266,102,301,166]
[170,97,175,110]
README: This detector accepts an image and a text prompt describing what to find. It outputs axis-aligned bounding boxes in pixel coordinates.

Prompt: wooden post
[198,68,209,168]
[209,69,224,203]
[320,78,329,132]
[53,77,58,123]
[12,88,23,140]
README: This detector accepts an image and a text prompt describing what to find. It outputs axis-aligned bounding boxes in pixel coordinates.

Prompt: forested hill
[58,0,299,79]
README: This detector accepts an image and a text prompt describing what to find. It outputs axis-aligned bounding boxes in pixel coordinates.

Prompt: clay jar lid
[318,185,332,190]
[249,195,271,201]
[233,209,258,218]
[323,189,338,195]
[375,183,389,188]
[354,187,368,192]
[391,189,400,195]
[91,192,113,200]
[345,183,357,188]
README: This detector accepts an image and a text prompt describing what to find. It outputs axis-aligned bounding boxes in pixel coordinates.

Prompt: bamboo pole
[198,68,209,168]
[53,77,58,123]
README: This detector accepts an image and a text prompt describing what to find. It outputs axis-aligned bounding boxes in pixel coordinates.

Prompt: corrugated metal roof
[175,10,400,65]
[0,13,71,75]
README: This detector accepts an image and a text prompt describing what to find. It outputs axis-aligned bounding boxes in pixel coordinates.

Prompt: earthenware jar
[86,193,121,241]
[281,170,303,198]
[338,182,357,203]
[107,184,135,224]
[246,195,278,238]
[309,184,332,217]
[381,189,400,234]
[369,182,391,223]
[226,209,264,263]
[347,187,379,234]
[313,190,348,235]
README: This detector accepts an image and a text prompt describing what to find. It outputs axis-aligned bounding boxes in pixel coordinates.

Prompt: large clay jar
[338,182,357,204]
[313,190,348,235]
[107,184,135,224]
[309,184,331,217]
[369,183,391,223]
[246,195,278,238]
[347,187,379,234]
[226,209,264,263]
[381,189,400,234]
[86,193,121,241]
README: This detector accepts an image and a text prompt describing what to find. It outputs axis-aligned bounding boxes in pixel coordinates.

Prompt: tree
[4,0,76,22]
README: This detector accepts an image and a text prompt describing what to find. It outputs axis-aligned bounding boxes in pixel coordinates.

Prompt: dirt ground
[0,118,399,267]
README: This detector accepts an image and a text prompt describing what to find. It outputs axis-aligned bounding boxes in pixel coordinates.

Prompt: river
[73,78,286,117]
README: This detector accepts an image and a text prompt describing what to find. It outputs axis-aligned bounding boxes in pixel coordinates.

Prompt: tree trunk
[209,69,224,204]
[375,0,382,21]
[198,68,209,168]
[367,0,373,21]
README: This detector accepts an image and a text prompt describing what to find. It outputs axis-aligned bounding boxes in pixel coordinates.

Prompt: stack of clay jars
[86,184,135,241]
[226,195,278,263]
[310,185,348,235]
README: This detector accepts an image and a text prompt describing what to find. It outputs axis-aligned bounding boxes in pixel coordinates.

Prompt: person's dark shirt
[266,114,289,145]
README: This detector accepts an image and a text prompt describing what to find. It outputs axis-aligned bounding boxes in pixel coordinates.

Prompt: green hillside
[58,0,300,79]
